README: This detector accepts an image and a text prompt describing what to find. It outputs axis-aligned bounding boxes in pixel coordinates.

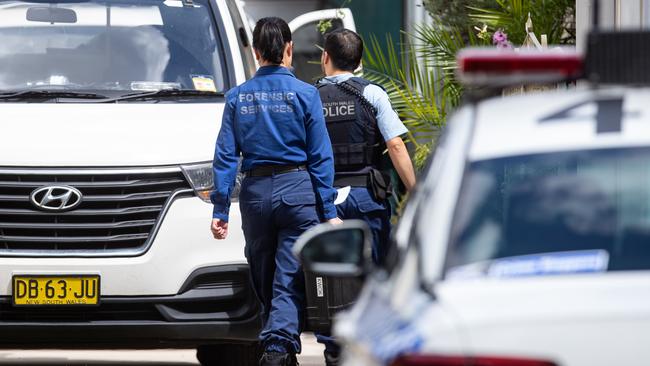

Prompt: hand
[211,219,229,240]
[327,217,343,225]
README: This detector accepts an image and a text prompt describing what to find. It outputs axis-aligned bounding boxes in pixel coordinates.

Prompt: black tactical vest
[317,77,384,177]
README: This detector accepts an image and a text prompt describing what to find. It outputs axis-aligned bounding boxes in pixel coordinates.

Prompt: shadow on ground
[0,359,321,366]
[0,335,325,366]
[0,362,196,365]
[0,357,322,366]
[0,363,195,366]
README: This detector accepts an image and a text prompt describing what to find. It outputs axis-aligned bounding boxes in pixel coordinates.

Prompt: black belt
[246,164,306,177]
[334,175,368,187]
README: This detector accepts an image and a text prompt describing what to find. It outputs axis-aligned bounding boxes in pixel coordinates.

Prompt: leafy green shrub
[468,0,575,45]
[361,0,575,169]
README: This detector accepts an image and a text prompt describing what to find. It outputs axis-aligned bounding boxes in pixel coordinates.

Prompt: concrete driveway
[0,334,325,366]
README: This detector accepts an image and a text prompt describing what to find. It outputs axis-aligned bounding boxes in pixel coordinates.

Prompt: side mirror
[27,7,78,24]
[293,220,372,277]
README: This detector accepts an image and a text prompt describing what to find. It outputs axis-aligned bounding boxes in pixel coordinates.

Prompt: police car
[296,29,650,366]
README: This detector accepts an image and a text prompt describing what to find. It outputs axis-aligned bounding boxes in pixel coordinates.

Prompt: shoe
[259,351,299,366]
[324,350,340,366]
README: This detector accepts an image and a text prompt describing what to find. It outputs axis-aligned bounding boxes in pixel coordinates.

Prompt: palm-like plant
[362,34,448,170]
[411,23,489,106]
[425,0,499,32]
[362,0,575,170]
[361,22,487,168]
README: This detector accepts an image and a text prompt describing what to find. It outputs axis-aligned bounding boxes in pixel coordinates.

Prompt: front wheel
[197,343,261,366]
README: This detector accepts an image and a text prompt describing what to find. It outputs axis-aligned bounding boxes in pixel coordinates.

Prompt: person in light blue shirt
[210,17,341,366]
[319,74,409,143]
[317,29,416,259]
[314,28,416,366]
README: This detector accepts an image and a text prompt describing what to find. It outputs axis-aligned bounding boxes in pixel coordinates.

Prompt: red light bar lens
[457,48,583,86]
[391,354,558,366]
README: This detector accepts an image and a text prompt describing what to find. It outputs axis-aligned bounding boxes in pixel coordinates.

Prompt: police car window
[292,19,344,83]
[447,147,650,277]
[0,0,227,94]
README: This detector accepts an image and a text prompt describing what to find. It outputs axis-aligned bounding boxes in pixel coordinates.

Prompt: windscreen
[447,148,650,278]
[0,0,226,93]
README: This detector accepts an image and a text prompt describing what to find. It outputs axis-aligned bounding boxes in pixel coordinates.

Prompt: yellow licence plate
[12,275,100,306]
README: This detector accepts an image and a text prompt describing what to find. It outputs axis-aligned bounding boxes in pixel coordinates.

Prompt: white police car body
[296,30,650,366]
[343,87,650,366]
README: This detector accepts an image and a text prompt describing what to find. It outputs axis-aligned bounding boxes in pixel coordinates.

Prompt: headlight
[181,162,214,203]
[181,162,242,203]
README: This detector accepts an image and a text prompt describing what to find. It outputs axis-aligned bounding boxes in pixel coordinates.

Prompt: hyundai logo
[30,186,83,212]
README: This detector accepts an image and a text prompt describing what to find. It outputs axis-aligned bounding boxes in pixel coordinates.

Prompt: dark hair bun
[253,17,292,65]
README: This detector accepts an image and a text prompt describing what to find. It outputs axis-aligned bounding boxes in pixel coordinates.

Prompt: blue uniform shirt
[318,73,408,141]
[211,66,337,222]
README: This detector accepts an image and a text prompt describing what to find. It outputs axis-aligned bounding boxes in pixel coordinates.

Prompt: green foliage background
[425,0,499,34]
[361,0,575,169]
[468,0,576,45]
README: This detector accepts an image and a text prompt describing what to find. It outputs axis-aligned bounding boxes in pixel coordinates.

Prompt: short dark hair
[324,29,363,72]
[253,17,292,65]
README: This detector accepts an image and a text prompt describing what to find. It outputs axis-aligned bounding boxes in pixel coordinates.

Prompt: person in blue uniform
[315,28,417,365]
[210,17,341,366]
[318,28,416,262]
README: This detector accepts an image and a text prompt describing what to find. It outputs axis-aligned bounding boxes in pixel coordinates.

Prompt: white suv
[0,1,352,365]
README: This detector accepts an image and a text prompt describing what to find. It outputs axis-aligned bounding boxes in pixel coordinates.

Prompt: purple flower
[492,30,508,45]
[492,30,512,49]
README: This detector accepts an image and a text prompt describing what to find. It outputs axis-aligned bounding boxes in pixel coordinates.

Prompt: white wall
[576,0,650,52]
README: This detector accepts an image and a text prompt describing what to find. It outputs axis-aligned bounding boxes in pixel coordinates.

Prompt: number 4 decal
[539,98,629,134]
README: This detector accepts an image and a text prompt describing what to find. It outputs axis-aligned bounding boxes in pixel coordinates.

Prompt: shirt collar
[320,73,355,84]
[255,65,296,77]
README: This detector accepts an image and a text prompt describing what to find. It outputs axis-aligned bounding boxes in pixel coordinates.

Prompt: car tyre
[197,343,262,366]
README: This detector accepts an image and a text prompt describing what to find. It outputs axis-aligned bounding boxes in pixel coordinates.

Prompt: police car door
[289,8,357,83]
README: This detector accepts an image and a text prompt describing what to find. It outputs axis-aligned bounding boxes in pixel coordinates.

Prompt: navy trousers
[336,187,392,264]
[239,170,321,354]
[316,187,392,353]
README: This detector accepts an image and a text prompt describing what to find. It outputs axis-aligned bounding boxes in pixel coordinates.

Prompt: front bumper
[0,197,247,296]
[0,319,261,348]
[0,264,262,348]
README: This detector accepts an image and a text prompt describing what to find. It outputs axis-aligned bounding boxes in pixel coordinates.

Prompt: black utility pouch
[368,169,391,201]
